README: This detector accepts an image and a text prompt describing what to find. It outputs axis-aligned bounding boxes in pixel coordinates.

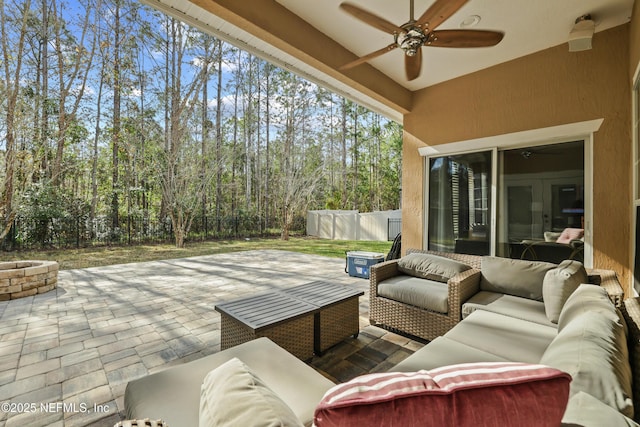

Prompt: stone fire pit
[0,260,59,300]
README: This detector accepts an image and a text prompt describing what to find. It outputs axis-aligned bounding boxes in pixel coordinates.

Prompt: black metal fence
[1,214,306,251]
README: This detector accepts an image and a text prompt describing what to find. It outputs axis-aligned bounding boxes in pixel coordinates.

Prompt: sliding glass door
[426,141,585,261]
[427,151,492,255]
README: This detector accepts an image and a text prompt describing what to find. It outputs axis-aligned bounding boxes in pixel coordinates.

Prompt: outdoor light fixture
[568,14,595,52]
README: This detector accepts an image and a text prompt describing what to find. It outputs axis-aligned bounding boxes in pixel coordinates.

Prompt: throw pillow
[199,357,304,427]
[555,228,584,244]
[480,257,556,301]
[313,362,571,427]
[542,260,589,323]
[397,253,471,283]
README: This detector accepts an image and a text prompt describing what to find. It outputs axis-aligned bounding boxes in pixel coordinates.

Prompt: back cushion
[313,362,571,427]
[397,253,471,283]
[540,310,633,418]
[480,257,556,301]
[542,260,589,324]
[557,283,619,332]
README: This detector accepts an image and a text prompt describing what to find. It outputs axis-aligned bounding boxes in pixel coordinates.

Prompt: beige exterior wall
[402,25,633,295]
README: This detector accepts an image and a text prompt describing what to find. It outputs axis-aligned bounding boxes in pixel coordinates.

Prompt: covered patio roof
[142,0,635,121]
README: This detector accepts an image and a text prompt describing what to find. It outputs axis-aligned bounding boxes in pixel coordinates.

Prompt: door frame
[419,119,601,267]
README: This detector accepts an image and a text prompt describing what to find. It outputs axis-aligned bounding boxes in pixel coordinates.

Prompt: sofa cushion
[391,336,510,372]
[314,362,571,427]
[542,260,589,324]
[397,253,471,283]
[378,276,448,313]
[200,357,303,427]
[480,257,556,301]
[562,392,640,427]
[462,291,555,327]
[557,283,619,332]
[540,310,633,418]
[444,310,557,363]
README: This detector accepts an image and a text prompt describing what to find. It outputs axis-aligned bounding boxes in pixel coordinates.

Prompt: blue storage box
[346,251,386,279]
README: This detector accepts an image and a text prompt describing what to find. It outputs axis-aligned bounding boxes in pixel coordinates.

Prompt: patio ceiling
[142,0,635,122]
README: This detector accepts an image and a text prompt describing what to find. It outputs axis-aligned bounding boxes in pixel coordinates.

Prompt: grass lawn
[0,237,393,270]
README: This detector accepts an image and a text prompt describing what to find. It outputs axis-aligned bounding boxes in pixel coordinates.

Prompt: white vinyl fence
[307,210,401,241]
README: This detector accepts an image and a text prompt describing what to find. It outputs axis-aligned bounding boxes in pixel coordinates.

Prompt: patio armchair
[369,249,482,341]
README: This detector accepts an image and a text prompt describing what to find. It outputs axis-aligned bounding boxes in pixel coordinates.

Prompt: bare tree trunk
[111,0,122,233]
[0,0,31,240]
[341,98,348,207]
[215,39,223,232]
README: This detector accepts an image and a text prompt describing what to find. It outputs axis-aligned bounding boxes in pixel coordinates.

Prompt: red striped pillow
[313,362,571,427]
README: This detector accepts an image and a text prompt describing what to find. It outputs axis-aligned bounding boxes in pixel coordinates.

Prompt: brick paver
[0,250,391,426]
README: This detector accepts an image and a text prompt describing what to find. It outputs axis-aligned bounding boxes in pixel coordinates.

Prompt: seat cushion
[377,275,448,313]
[480,257,556,301]
[462,291,556,328]
[561,392,640,427]
[125,338,334,427]
[444,310,557,363]
[397,253,471,283]
[314,362,571,427]
[200,357,304,427]
[542,260,589,323]
[391,336,510,372]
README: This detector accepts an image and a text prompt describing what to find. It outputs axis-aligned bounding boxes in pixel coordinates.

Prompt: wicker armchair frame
[369,250,482,341]
[369,249,625,341]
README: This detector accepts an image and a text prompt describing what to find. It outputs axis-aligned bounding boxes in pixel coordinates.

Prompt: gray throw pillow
[397,253,471,283]
[480,257,556,301]
[542,260,589,323]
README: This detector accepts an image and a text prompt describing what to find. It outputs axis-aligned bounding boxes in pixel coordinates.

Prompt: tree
[0,0,32,243]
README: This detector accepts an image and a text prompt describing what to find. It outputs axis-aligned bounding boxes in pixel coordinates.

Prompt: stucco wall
[402,25,633,295]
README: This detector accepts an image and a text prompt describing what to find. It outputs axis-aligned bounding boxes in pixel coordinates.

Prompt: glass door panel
[428,151,492,255]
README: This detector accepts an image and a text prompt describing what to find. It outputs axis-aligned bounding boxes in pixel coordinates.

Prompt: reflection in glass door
[498,141,584,261]
[428,151,492,255]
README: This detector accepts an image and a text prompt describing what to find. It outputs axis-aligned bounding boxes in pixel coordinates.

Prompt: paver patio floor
[0,250,423,427]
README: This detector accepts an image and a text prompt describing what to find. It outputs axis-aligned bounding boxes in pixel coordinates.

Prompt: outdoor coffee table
[281,281,363,355]
[215,292,317,360]
[215,281,364,360]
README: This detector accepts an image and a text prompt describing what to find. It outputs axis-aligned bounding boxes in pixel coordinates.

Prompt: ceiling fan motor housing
[398,26,427,56]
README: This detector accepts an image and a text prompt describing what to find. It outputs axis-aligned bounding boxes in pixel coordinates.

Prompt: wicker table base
[215,282,364,359]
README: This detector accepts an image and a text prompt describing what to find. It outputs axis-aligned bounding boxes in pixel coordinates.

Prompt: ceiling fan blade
[405,48,422,81]
[340,44,398,70]
[340,3,404,35]
[417,0,468,31]
[427,30,504,48]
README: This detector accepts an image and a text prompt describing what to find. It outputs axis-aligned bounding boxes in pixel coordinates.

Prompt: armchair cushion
[397,253,471,283]
[542,260,589,323]
[480,257,556,301]
[377,276,449,313]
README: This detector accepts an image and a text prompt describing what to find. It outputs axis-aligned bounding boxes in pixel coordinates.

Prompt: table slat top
[215,293,316,331]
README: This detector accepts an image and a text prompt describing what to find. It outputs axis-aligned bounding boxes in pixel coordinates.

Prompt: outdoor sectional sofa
[123,254,640,426]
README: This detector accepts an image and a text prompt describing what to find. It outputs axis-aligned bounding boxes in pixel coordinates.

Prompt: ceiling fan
[339,0,504,81]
